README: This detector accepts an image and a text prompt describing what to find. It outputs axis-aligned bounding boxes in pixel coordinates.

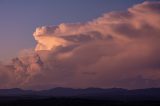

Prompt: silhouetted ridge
[0,87,160,101]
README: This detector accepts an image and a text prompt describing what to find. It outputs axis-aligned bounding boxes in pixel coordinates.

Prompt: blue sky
[0,0,156,60]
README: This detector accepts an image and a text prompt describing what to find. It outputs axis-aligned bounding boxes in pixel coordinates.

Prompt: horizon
[1,87,160,91]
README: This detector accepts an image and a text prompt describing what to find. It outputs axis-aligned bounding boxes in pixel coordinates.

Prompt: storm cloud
[0,1,160,89]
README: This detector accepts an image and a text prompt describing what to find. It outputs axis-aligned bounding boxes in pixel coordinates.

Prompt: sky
[0,0,160,90]
[0,0,153,61]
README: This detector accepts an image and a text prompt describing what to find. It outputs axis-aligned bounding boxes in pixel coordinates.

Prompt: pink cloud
[0,1,160,89]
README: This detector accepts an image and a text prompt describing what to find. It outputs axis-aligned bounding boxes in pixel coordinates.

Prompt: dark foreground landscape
[1,97,160,106]
[0,88,160,106]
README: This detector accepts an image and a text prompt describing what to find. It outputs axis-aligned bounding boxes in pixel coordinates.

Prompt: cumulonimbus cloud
[0,1,160,89]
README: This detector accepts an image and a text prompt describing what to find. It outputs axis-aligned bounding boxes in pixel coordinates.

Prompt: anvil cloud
[0,1,160,89]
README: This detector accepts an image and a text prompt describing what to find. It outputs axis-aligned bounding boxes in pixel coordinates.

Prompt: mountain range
[0,87,160,101]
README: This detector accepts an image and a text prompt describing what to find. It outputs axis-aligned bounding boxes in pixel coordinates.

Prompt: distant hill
[0,87,160,101]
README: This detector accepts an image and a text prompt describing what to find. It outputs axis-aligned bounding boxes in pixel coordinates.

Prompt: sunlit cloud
[0,1,160,89]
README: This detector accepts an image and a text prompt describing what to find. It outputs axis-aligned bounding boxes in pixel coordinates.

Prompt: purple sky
[0,0,160,89]
[0,0,150,61]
